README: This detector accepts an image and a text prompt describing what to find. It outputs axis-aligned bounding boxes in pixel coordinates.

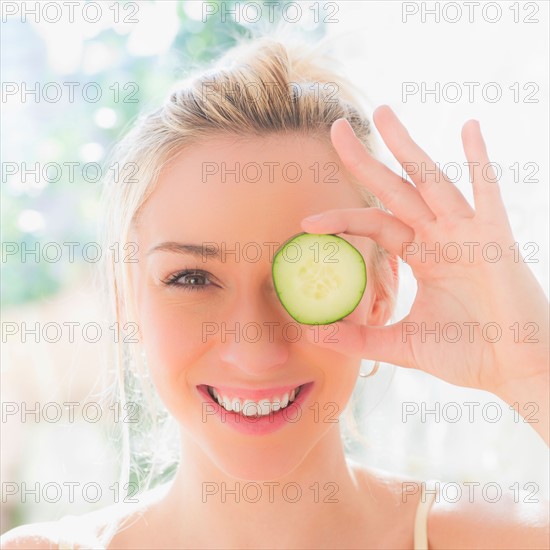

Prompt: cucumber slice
[272,232,367,325]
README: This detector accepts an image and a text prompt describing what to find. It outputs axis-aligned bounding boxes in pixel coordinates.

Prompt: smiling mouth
[200,383,310,417]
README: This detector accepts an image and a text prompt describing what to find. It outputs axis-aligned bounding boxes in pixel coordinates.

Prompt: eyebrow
[147,242,221,259]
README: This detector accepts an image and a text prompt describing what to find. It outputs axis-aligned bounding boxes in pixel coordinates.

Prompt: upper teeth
[208,386,301,416]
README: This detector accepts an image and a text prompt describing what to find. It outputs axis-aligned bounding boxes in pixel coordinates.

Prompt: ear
[366,253,399,327]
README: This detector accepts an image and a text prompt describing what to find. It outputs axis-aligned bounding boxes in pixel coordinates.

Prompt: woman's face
[130,133,388,480]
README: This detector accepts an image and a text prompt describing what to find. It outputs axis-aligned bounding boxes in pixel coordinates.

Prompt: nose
[216,288,291,377]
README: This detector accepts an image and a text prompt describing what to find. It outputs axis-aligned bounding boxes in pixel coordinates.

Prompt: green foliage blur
[2,0,326,307]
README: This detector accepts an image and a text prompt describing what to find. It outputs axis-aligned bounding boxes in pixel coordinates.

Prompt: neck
[159,424,368,548]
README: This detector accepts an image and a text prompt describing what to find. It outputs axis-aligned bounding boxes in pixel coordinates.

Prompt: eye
[162,269,214,292]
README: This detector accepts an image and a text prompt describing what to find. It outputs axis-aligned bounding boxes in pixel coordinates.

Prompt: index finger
[331,118,436,232]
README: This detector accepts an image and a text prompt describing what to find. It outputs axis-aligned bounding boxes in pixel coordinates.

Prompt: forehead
[134,133,365,246]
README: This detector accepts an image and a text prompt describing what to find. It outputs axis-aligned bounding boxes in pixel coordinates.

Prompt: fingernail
[304,213,324,222]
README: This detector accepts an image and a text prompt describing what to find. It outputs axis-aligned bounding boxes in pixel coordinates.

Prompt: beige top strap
[413,479,439,550]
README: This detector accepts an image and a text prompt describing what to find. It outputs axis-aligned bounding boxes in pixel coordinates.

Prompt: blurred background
[1,0,548,534]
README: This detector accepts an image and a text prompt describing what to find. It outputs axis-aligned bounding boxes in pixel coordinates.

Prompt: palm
[302,106,549,395]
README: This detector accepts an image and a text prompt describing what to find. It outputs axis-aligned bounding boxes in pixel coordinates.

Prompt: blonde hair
[95,34,397,546]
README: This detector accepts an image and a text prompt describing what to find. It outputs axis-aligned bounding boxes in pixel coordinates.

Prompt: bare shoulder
[0,513,113,549]
[427,483,550,549]
[1,483,171,550]
[346,459,430,545]
[347,460,549,549]
[347,458,426,507]
[1,521,60,549]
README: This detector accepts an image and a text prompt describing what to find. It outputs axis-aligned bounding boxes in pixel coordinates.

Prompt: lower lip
[196,382,314,436]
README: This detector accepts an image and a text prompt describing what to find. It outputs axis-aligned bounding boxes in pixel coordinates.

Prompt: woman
[2,36,548,549]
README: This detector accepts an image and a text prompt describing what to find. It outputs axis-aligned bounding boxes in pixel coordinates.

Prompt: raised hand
[301,106,549,400]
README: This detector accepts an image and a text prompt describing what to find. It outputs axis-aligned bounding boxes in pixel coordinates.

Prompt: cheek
[137,294,207,409]
[307,340,361,417]
[315,358,360,424]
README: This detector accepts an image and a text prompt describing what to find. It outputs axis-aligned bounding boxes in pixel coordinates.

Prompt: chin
[205,438,314,482]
